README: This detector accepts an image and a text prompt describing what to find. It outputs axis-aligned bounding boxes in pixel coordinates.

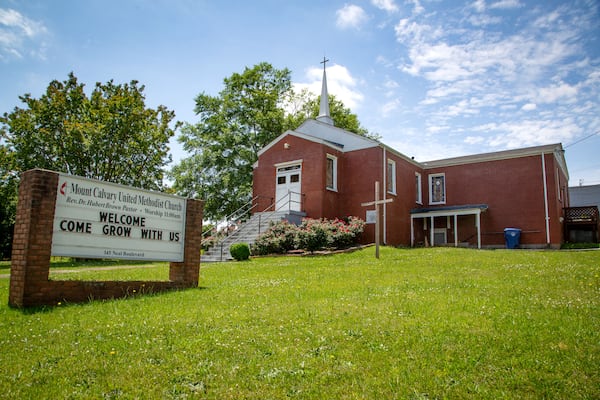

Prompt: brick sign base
[9,169,203,308]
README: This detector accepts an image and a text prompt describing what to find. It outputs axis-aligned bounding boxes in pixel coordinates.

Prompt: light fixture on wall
[284,142,290,149]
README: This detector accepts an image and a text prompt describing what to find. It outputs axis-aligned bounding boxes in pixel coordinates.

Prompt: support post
[454,214,458,247]
[361,181,393,259]
[476,211,482,249]
[430,216,435,247]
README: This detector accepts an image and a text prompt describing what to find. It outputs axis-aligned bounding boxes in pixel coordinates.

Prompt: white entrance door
[275,164,301,212]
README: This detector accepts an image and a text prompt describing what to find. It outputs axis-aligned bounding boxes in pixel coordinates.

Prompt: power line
[565,130,600,149]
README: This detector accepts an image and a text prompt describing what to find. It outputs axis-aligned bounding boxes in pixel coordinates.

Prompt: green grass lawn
[0,247,598,399]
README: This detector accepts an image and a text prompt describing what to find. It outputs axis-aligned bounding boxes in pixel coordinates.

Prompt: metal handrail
[202,192,305,261]
[202,195,261,240]
[257,190,305,234]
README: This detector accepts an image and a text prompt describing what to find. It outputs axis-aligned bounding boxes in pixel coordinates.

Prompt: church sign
[52,174,186,262]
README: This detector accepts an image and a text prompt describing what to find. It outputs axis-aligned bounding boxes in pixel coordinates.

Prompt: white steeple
[316,57,334,126]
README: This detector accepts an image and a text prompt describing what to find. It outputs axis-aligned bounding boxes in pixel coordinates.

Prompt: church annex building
[252,66,571,249]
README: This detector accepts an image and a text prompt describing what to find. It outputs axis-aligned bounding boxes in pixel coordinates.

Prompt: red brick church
[252,64,570,249]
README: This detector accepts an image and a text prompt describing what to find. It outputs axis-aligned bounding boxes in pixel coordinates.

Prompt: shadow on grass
[13,286,208,315]
[1,258,155,272]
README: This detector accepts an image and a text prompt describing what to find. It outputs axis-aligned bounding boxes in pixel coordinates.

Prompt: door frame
[274,160,302,212]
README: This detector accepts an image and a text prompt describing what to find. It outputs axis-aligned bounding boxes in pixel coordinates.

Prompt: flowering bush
[296,219,329,252]
[251,220,299,255]
[327,217,366,249]
[251,216,365,255]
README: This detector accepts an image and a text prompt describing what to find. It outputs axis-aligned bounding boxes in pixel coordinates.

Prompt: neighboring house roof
[569,184,600,208]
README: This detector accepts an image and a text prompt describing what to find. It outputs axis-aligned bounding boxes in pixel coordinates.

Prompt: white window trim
[274,159,303,168]
[429,173,446,205]
[415,172,422,204]
[387,159,396,195]
[326,154,338,192]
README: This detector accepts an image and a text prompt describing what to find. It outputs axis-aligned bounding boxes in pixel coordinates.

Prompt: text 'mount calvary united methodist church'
[252,61,571,249]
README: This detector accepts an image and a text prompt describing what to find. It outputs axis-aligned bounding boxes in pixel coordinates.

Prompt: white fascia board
[411,207,486,218]
[380,143,423,168]
[257,129,344,159]
[256,130,296,158]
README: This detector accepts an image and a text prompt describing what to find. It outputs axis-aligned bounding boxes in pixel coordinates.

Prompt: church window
[429,173,446,205]
[326,154,338,191]
[387,159,396,195]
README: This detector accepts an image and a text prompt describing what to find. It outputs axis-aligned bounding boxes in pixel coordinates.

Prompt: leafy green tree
[0,72,179,258]
[0,147,18,259]
[171,62,372,222]
[1,72,178,189]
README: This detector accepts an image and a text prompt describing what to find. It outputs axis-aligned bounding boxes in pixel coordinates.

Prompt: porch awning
[410,204,488,248]
[410,204,488,217]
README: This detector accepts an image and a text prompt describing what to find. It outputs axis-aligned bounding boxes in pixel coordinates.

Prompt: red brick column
[169,198,203,286]
[9,169,57,308]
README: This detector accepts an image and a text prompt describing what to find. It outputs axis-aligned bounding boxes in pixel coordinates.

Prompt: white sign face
[51,174,186,262]
[366,210,376,224]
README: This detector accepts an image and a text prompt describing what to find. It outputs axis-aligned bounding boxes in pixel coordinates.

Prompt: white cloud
[381,98,401,116]
[409,0,424,15]
[295,63,364,111]
[475,118,580,148]
[471,0,486,13]
[536,82,578,104]
[336,4,369,30]
[464,135,485,144]
[394,18,441,45]
[396,10,586,113]
[0,8,47,60]
[521,103,537,111]
[468,14,501,26]
[384,78,399,90]
[489,0,522,10]
[371,0,398,13]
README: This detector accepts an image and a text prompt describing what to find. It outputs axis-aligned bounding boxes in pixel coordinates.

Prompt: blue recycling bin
[504,228,521,249]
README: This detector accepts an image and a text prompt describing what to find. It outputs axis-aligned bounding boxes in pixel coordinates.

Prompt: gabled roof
[422,143,569,180]
[257,119,379,158]
[294,119,379,152]
[422,143,565,168]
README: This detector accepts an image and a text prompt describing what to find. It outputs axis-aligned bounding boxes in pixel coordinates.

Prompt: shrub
[251,221,299,256]
[296,218,328,252]
[251,217,366,255]
[230,243,250,261]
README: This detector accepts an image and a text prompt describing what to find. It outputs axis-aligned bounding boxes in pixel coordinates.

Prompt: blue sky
[1,0,599,186]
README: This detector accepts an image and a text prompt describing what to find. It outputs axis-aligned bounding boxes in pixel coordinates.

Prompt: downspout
[382,146,387,244]
[541,153,551,245]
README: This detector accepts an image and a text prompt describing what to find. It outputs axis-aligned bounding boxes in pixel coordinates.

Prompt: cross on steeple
[316,56,334,126]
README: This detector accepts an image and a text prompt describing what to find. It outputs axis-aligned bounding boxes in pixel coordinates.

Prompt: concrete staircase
[201,211,304,262]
